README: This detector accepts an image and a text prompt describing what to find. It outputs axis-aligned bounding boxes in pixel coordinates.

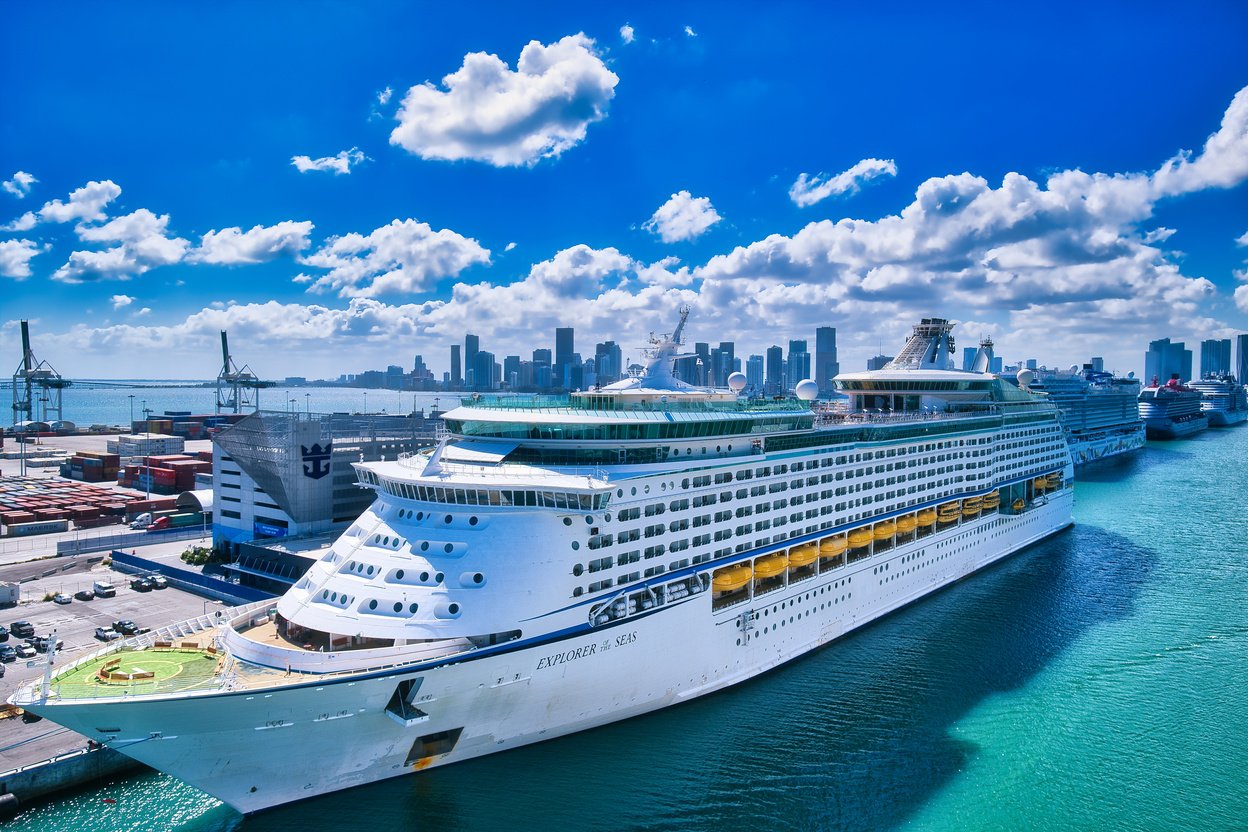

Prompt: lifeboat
[1046,474,1062,488]
[820,535,848,556]
[712,563,753,593]
[753,553,789,579]
[1033,476,1048,491]
[788,543,819,568]
[962,497,982,516]
[847,528,874,548]
[873,520,897,540]
[1012,498,1026,511]
[917,509,938,525]
[982,491,1001,508]
[895,514,918,533]
[939,501,960,514]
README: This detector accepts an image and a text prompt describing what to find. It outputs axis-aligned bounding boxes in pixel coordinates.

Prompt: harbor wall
[0,746,143,818]
[109,550,274,604]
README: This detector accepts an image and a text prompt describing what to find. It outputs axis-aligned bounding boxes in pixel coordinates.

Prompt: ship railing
[812,409,986,428]
[395,453,609,483]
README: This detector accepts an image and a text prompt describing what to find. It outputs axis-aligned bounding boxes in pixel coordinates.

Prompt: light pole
[304,393,310,415]
[128,394,135,432]
[363,391,368,414]
[141,402,152,499]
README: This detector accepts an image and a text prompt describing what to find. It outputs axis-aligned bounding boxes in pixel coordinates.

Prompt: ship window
[367,566,374,575]
[369,600,377,610]
[469,516,479,526]
[396,570,405,580]
[420,542,429,551]
[394,602,403,613]
[564,517,573,526]
[444,544,453,554]
[409,603,418,613]
[436,572,444,582]
[444,515,453,524]
[448,603,460,615]
[571,541,580,550]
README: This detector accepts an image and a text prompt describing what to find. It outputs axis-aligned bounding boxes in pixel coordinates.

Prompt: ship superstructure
[1187,374,1247,427]
[1138,377,1209,439]
[1025,367,1145,463]
[13,314,1073,815]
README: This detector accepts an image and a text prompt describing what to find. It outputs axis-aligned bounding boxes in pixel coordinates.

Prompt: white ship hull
[29,492,1072,815]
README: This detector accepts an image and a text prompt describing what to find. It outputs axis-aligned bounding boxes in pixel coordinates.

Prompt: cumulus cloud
[297,218,491,297]
[111,294,134,309]
[684,25,697,37]
[188,221,314,265]
[2,212,37,232]
[389,33,619,167]
[789,158,898,207]
[1236,229,1248,247]
[2,171,37,199]
[377,86,392,106]
[504,242,517,252]
[53,208,189,282]
[620,24,635,44]
[38,180,122,224]
[291,148,368,175]
[0,239,43,279]
[1152,85,1248,196]
[643,191,722,242]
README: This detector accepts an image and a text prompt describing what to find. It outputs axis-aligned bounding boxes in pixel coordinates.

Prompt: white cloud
[1237,284,1248,313]
[635,255,693,287]
[1152,85,1248,196]
[2,212,36,232]
[643,191,722,243]
[297,218,491,297]
[389,33,619,167]
[1236,229,1248,247]
[54,208,189,282]
[504,242,517,252]
[38,180,122,224]
[378,86,392,106]
[111,294,134,309]
[684,25,697,37]
[2,171,37,199]
[291,148,368,175]
[188,221,314,265]
[620,24,635,44]
[0,239,43,279]
[134,307,151,317]
[789,158,898,207]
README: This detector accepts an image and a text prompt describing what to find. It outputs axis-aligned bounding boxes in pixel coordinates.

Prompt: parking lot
[0,564,226,772]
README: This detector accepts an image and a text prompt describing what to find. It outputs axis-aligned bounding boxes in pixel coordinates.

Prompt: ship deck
[49,644,224,700]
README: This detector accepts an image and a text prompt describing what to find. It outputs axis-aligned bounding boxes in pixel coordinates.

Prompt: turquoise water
[8,428,1247,831]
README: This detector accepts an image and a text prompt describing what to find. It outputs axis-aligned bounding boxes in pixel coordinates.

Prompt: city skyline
[2,4,1248,381]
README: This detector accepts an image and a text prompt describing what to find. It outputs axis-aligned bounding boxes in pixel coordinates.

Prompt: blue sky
[2,1,1247,380]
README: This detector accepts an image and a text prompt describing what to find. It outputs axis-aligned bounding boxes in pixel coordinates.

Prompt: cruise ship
[1138,377,1209,439]
[13,315,1074,815]
[1025,366,1145,464]
[1187,374,1248,427]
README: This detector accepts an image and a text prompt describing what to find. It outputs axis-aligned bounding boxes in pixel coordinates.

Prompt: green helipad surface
[52,648,222,699]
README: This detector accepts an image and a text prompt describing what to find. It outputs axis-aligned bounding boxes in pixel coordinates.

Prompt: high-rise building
[866,354,894,371]
[814,327,840,395]
[472,350,496,390]
[765,346,784,395]
[503,355,521,389]
[1090,357,1104,373]
[711,341,735,387]
[786,339,810,391]
[464,334,480,384]
[1200,338,1231,377]
[1145,338,1192,384]
[532,349,552,390]
[746,355,764,392]
[1237,334,1248,384]
[450,345,462,387]
[961,347,977,372]
[594,341,622,384]
[554,327,574,386]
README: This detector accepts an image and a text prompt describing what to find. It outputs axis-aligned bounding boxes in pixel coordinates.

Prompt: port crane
[10,320,70,426]
[215,330,274,414]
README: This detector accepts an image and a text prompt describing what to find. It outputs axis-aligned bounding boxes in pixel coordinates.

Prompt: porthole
[564,518,573,526]
[366,566,374,575]
[444,515,453,524]
[573,564,584,576]
[571,541,580,550]
[469,516,479,526]
[409,603,418,613]
[394,602,403,613]
[435,572,444,583]
[617,489,624,497]
[396,569,405,580]
[444,543,453,554]
[382,536,389,546]
[585,516,594,525]
[322,590,329,599]
[472,573,484,584]
[604,513,612,522]
[448,603,460,615]
[368,599,377,610]
[420,542,429,551]
[631,487,637,496]
[331,592,338,602]
[573,587,584,597]
[644,485,650,494]
[420,571,430,582]
[416,511,424,520]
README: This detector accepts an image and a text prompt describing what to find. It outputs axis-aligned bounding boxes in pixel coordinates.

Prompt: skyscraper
[866,354,893,371]
[786,339,810,391]
[450,344,462,388]
[472,350,496,390]
[503,355,521,389]
[814,327,840,395]
[765,345,784,395]
[594,341,622,384]
[464,334,479,384]
[1237,334,1248,384]
[962,346,977,372]
[1145,338,1193,384]
[555,327,574,386]
[1200,338,1231,377]
[746,355,764,391]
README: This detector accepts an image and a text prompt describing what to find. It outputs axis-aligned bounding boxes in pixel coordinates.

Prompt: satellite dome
[1016,369,1034,389]
[727,372,747,392]
[794,379,819,401]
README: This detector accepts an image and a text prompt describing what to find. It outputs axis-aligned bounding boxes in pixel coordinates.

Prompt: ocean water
[7,426,1247,831]
[6,384,454,429]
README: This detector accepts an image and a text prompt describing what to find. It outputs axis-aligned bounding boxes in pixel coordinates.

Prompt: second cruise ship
[14,314,1074,814]
[1024,365,1145,464]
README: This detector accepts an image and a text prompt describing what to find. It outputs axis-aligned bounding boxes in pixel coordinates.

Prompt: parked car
[0,644,16,662]
[0,624,8,642]
[29,636,64,653]
[74,588,95,601]
[52,593,72,605]
[113,620,138,635]
[15,643,37,659]
[94,627,121,641]
[93,580,116,598]
[130,576,154,592]
[150,575,168,590]
[10,621,34,639]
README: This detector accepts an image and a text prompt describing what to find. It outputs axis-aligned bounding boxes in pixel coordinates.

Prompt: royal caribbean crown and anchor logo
[301,441,333,480]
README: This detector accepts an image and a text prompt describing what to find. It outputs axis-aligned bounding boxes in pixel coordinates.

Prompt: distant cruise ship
[1138,377,1209,439]
[1187,374,1248,427]
[14,314,1074,814]
[1025,366,1145,464]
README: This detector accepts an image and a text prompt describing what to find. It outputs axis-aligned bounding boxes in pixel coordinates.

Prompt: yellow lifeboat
[1012,498,1026,511]
[939,500,961,514]
[1046,474,1062,488]
[1033,476,1048,491]
[895,514,918,533]
[753,553,789,579]
[962,497,982,516]
[873,520,897,540]
[848,528,874,548]
[917,509,938,525]
[982,491,1001,508]
[820,535,848,556]
[712,563,753,593]
[788,543,819,568]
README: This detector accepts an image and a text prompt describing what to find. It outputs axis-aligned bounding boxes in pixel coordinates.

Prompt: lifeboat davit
[1012,498,1026,511]
[917,509,938,525]
[753,553,789,579]
[820,535,848,556]
[788,543,819,568]
[873,520,897,540]
[848,528,874,548]
[712,564,753,593]
[895,514,918,533]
